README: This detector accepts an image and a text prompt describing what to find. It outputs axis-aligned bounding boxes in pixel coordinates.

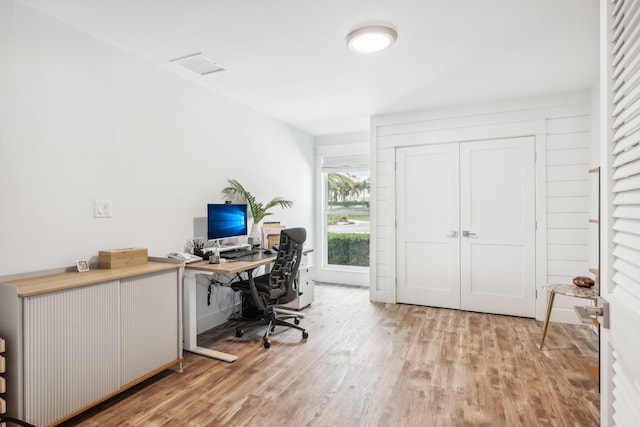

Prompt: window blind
[321,154,369,170]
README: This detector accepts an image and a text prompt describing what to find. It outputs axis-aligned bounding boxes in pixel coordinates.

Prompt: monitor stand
[218,242,251,252]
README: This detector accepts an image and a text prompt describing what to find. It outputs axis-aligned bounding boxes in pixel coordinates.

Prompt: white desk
[183,254,276,362]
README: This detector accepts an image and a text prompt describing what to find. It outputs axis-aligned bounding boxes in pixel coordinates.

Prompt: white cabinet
[23,281,121,425]
[0,263,181,427]
[120,272,180,386]
[284,252,314,310]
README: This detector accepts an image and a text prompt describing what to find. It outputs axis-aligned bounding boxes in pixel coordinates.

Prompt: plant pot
[249,223,261,247]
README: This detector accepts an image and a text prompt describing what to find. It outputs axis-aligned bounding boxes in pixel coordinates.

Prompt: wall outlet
[94,200,112,218]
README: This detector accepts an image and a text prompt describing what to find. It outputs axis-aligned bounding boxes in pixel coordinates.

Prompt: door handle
[446,231,458,238]
[462,230,477,237]
[574,297,609,329]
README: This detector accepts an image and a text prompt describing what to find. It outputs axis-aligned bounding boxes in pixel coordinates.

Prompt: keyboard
[220,249,259,259]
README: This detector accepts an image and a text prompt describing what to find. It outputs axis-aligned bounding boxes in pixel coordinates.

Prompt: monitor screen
[207,204,248,241]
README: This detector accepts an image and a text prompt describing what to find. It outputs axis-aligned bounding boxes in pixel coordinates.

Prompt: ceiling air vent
[170,53,226,75]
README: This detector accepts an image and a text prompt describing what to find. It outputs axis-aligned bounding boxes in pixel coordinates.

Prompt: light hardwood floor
[62,283,599,426]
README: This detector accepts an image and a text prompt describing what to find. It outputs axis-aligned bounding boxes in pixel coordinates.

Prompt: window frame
[314,141,371,286]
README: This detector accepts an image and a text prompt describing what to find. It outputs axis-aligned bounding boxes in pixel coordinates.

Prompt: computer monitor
[207,203,248,241]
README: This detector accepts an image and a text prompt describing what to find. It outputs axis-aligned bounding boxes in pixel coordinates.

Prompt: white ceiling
[17,0,600,136]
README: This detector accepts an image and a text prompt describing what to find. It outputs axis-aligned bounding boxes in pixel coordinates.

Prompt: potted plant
[222,179,293,245]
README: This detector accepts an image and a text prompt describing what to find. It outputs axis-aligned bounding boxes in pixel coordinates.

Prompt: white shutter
[611,0,640,313]
[608,0,640,424]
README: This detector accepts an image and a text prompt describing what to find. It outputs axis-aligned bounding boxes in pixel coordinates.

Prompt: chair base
[235,307,308,349]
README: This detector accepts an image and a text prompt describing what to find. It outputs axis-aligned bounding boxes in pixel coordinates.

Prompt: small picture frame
[76,260,89,272]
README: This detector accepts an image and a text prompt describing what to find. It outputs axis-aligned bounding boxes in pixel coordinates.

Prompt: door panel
[397,137,536,317]
[602,0,640,421]
[460,137,536,317]
[396,144,460,309]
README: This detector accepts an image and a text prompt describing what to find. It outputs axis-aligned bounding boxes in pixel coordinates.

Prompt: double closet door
[396,136,536,317]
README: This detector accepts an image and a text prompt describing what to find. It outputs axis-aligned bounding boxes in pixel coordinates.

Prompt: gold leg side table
[539,283,598,350]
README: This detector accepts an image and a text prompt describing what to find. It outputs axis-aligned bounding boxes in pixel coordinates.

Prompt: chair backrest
[269,227,306,304]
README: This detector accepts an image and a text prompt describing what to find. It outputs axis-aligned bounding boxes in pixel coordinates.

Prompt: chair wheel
[294,318,300,325]
[235,329,244,338]
[302,331,309,339]
[263,340,271,348]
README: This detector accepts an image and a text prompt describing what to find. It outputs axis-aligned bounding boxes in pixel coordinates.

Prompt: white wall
[0,1,314,277]
[371,91,595,323]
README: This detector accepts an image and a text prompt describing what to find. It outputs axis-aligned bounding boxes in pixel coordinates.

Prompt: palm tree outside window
[324,170,370,268]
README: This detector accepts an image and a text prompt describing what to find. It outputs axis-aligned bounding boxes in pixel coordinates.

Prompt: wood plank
[1,262,180,297]
[547,260,590,277]
[547,132,589,151]
[547,164,589,181]
[546,116,589,133]
[547,229,589,245]
[58,284,600,426]
[546,148,589,166]
[547,180,589,197]
[546,197,589,214]
[547,212,590,229]
[547,244,589,261]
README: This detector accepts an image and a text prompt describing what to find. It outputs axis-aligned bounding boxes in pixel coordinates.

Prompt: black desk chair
[231,227,308,348]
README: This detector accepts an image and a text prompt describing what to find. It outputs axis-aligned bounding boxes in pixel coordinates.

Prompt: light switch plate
[94,200,112,218]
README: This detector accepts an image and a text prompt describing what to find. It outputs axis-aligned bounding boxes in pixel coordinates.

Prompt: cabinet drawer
[283,269,314,310]
[299,266,314,281]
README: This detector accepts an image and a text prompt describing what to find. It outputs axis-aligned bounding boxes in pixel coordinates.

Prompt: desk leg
[183,271,237,363]
[539,291,556,350]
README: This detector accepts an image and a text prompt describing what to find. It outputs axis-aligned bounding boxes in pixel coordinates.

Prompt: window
[321,154,370,270]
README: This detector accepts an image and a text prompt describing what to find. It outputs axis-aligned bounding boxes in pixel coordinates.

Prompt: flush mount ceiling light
[346,25,397,54]
[170,53,226,75]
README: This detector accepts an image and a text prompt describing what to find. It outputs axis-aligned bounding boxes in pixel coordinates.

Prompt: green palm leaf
[222,179,293,223]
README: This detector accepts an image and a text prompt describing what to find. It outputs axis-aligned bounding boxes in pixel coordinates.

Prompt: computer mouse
[263,249,276,255]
